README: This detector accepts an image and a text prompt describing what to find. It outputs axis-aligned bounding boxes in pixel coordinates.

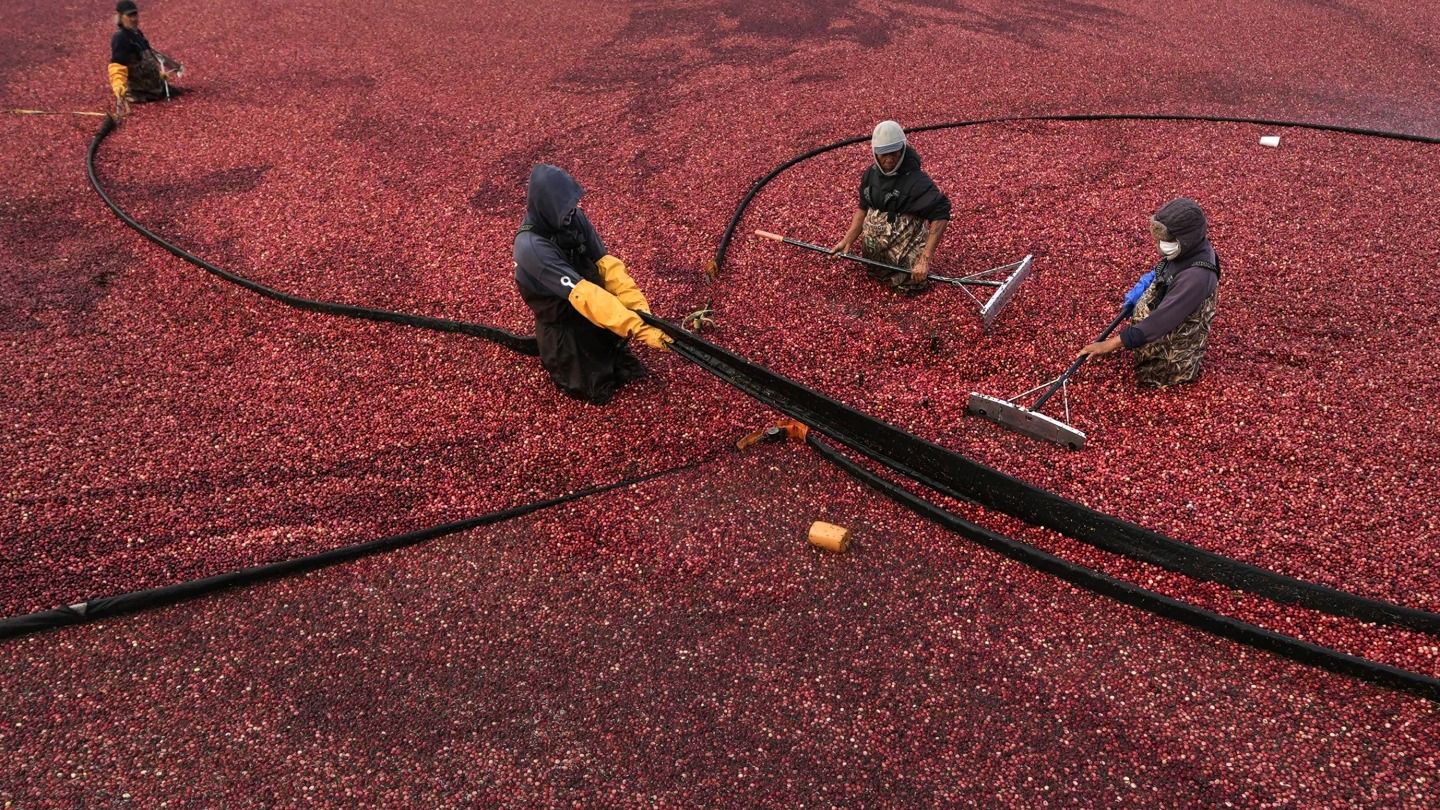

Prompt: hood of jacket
[523,164,584,236]
[1153,197,1208,257]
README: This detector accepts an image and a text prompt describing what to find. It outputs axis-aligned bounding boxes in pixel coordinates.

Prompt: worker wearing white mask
[1079,198,1221,388]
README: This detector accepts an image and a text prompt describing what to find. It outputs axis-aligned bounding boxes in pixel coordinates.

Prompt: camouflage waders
[860,209,930,295]
[1132,281,1219,388]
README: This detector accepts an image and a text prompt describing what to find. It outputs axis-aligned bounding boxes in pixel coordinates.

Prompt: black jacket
[110,27,151,68]
[513,165,606,323]
[857,148,951,222]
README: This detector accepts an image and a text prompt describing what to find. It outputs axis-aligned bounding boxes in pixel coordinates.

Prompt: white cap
[871,120,906,155]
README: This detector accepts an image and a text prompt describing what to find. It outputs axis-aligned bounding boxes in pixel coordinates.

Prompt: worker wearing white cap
[831,120,951,294]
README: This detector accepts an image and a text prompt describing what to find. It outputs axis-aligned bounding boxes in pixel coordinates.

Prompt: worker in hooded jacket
[513,164,669,405]
[107,1,184,119]
[831,120,952,294]
[1079,197,1221,388]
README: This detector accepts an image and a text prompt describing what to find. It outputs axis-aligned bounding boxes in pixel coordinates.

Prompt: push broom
[753,230,1032,331]
[966,269,1156,450]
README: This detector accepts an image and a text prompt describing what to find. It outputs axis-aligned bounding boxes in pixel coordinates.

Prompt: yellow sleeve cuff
[595,254,650,313]
[107,63,129,98]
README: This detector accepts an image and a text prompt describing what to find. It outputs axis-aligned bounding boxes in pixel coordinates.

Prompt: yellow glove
[567,279,670,350]
[633,323,671,351]
[595,254,651,313]
[107,63,129,99]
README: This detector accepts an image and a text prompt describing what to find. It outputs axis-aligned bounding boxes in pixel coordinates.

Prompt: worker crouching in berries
[513,164,670,405]
[831,120,951,295]
[1079,197,1221,388]
[107,1,184,119]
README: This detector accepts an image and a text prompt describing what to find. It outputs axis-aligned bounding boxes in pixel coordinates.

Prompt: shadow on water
[0,198,137,332]
[547,1,1133,166]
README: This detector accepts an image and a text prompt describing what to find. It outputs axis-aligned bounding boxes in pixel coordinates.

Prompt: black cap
[117,1,138,14]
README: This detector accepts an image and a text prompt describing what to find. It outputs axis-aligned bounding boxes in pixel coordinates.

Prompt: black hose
[0,460,704,639]
[807,434,1440,704]
[87,117,539,355]
[709,112,1438,273]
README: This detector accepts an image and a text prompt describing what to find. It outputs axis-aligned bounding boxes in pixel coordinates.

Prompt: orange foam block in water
[807,521,851,553]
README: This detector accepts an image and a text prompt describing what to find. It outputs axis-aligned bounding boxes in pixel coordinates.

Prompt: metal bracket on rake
[930,254,1033,332]
[967,306,1128,451]
[967,373,1088,451]
[753,231,1032,330]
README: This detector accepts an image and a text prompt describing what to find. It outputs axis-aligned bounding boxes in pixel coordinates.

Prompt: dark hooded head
[1151,198,1208,255]
[524,164,584,235]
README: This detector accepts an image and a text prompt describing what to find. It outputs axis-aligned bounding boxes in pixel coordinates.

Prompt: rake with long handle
[753,229,1031,329]
[967,271,1154,449]
[966,308,1127,450]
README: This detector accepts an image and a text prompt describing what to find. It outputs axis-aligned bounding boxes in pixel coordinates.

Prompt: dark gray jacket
[1120,198,1220,349]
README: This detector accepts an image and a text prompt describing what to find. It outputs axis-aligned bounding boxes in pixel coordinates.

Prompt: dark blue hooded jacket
[513,165,606,302]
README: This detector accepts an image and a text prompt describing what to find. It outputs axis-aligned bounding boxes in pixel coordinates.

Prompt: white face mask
[1158,239,1181,259]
